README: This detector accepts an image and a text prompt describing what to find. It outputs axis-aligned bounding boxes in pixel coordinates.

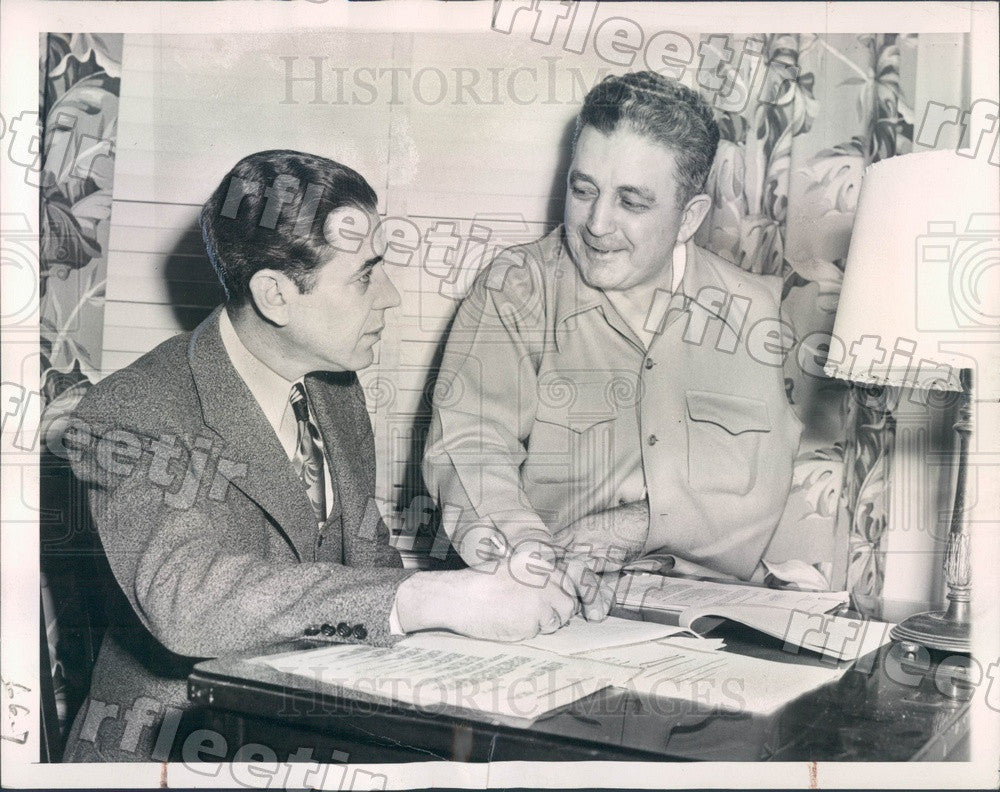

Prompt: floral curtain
[693,33,957,600]
[39,33,120,414]
[38,32,121,741]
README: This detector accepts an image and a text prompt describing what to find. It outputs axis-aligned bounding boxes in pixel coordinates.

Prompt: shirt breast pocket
[685,390,771,496]
[525,412,616,485]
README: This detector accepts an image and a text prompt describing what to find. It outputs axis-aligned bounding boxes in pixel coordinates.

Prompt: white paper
[520,615,688,655]
[784,614,896,661]
[578,637,728,668]
[673,603,895,661]
[257,634,635,721]
[616,572,850,615]
[615,642,848,715]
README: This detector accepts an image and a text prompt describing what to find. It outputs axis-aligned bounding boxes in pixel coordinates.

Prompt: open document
[255,634,634,721]
[612,573,887,660]
[521,614,728,655]
[616,572,850,615]
[519,616,857,715]
[520,613,692,654]
[579,639,851,715]
[253,611,891,722]
[675,605,894,661]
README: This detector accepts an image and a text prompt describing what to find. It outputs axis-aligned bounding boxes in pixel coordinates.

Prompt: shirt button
[321,623,336,636]
[336,622,352,638]
[644,357,655,369]
[352,624,368,640]
[648,434,658,445]
[304,625,320,636]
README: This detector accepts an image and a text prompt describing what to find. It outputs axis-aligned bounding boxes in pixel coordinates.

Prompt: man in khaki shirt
[423,73,803,605]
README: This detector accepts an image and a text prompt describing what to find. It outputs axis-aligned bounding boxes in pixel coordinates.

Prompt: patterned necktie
[289,383,327,524]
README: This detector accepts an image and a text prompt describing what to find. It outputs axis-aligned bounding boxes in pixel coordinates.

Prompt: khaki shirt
[423,227,802,580]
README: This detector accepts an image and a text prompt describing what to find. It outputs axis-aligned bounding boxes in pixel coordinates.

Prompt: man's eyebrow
[618,184,656,203]
[569,171,656,202]
[356,255,382,275]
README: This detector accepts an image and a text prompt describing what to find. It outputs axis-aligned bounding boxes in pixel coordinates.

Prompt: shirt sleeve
[389,597,403,635]
[422,247,554,563]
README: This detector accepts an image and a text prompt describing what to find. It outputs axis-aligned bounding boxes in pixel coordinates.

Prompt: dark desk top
[188,612,972,762]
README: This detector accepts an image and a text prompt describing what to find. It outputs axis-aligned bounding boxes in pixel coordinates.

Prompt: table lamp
[823,148,999,654]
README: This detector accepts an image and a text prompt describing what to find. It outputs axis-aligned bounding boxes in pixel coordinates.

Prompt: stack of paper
[520,614,690,654]
[573,637,848,715]
[404,617,855,717]
[616,573,850,616]
[781,612,895,661]
[620,642,849,715]
[578,636,727,667]
[255,611,891,722]
[611,574,893,662]
[257,634,634,721]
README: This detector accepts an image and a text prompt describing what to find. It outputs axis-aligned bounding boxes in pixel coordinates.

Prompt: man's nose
[376,267,402,310]
[586,196,615,237]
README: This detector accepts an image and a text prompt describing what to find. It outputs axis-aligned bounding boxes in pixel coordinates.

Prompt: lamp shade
[824,149,999,393]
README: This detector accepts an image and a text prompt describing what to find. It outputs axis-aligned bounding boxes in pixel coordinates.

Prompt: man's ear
[247,269,295,326]
[676,193,712,244]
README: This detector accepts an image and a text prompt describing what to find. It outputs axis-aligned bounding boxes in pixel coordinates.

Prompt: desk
[187,617,971,762]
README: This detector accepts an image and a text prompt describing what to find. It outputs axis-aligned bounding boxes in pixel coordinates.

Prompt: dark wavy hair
[576,72,720,203]
[199,149,377,302]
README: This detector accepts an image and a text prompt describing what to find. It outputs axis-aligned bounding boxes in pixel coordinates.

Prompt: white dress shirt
[218,309,334,510]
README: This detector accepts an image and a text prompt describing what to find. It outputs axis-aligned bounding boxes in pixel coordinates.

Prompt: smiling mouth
[585,241,624,255]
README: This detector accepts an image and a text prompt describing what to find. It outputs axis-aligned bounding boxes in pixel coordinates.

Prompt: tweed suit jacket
[61,307,412,762]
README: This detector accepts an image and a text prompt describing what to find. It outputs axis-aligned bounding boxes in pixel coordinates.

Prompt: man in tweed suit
[61,150,578,762]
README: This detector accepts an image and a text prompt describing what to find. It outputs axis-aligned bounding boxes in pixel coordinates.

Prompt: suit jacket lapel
[187,308,318,561]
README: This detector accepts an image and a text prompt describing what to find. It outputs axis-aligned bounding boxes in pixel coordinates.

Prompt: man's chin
[576,263,624,292]
[567,241,626,290]
[353,347,377,371]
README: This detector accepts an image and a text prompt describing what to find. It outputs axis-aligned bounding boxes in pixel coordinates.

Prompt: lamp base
[891,610,970,653]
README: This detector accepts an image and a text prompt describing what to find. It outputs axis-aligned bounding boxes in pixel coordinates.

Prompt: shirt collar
[671,241,687,293]
[553,230,691,347]
[218,307,299,438]
[552,230,601,323]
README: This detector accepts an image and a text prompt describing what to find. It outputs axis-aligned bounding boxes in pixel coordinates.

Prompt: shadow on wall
[544,118,576,229]
[163,215,224,331]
